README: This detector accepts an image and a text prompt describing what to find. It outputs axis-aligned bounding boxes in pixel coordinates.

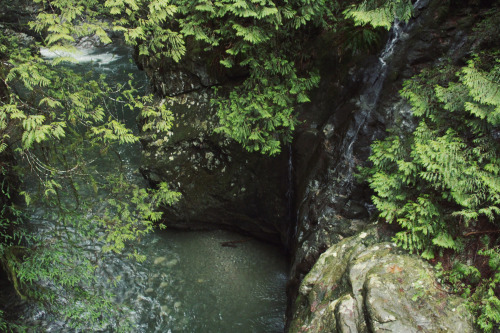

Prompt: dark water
[11,44,287,332]
[111,229,287,333]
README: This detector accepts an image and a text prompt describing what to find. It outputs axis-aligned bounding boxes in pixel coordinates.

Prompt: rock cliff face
[137,0,489,330]
[138,52,290,244]
[286,1,489,330]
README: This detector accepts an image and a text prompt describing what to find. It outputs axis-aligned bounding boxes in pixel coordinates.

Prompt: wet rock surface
[0,0,36,31]
[139,79,289,244]
[286,1,493,327]
[136,43,234,97]
[289,227,475,333]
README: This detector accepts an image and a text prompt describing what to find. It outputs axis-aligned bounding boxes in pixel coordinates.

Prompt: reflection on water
[26,219,287,332]
[12,44,287,332]
[111,230,286,333]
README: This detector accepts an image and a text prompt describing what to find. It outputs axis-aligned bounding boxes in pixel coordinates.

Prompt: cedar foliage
[0,14,180,332]
[169,0,339,154]
[363,3,500,330]
[29,0,413,155]
[366,56,500,258]
[5,1,415,158]
[344,0,413,29]
[103,0,400,154]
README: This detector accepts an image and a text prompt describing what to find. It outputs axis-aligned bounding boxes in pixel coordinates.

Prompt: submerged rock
[166,259,178,268]
[153,256,167,265]
[289,227,475,333]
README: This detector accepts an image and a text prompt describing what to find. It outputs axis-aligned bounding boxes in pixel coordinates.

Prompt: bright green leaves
[232,23,271,44]
[98,175,180,258]
[10,231,123,330]
[0,25,181,330]
[24,0,402,156]
[119,77,176,149]
[22,115,66,149]
[91,119,138,144]
[214,55,320,155]
[25,0,397,156]
[148,0,178,23]
[344,0,413,29]
[1,27,168,155]
[366,133,455,257]
[174,0,336,154]
[1,39,73,151]
[30,0,113,52]
[365,49,500,332]
[461,55,500,126]
[141,100,175,148]
[105,0,186,62]
[214,85,295,155]
[365,51,500,260]
[6,59,52,91]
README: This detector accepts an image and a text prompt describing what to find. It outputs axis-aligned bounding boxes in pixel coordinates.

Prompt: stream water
[8,44,287,332]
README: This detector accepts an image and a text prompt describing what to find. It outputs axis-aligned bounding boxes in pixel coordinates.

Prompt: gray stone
[139,85,289,244]
[336,295,362,333]
[153,256,167,265]
[289,228,475,333]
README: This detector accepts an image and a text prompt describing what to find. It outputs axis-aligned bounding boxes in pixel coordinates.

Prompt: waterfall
[379,19,404,68]
[342,0,428,180]
[286,144,297,244]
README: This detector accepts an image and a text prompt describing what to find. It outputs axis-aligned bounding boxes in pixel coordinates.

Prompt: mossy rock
[290,227,475,333]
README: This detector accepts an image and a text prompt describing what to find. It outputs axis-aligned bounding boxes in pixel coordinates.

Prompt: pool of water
[105,229,287,332]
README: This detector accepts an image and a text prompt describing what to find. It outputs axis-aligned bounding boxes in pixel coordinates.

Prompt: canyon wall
[138,1,493,330]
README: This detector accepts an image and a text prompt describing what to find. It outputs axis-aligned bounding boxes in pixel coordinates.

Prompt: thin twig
[464,230,500,237]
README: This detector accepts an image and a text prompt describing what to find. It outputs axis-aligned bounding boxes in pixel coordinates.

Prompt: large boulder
[289,227,475,332]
